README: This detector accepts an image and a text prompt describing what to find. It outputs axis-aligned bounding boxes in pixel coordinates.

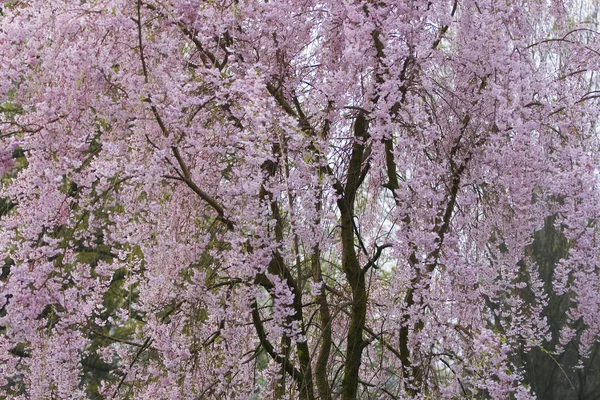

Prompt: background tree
[0,0,600,399]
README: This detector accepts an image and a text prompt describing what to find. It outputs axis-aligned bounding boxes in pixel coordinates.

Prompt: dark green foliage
[520,216,600,400]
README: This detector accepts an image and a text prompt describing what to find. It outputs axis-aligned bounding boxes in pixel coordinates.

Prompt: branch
[362,244,392,273]
[112,337,152,398]
[143,2,224,70]
[112,300,183,398]
[352,217,369,257]
[89,328,143,348]
[437,357,469,397]
[344,111,369,203]
[383,137,400,204]
[135,0,149,82]
[137,0,230,228]
[432,0,458,50]
[577,90,600,104]
[527,28,600,50]
[266,83,298,118]
[168,147,234,229]
[251,302,303,384]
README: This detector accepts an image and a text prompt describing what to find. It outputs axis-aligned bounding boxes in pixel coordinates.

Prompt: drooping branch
[399,113,476,396]
[135,5,234,230]
[170,149,234,230]
[251,301,303,382]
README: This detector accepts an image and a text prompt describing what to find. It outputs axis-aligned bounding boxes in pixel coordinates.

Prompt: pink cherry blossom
[1,0,599,398]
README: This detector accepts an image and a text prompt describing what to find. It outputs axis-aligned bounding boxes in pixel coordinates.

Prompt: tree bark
[339,112,369,400]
